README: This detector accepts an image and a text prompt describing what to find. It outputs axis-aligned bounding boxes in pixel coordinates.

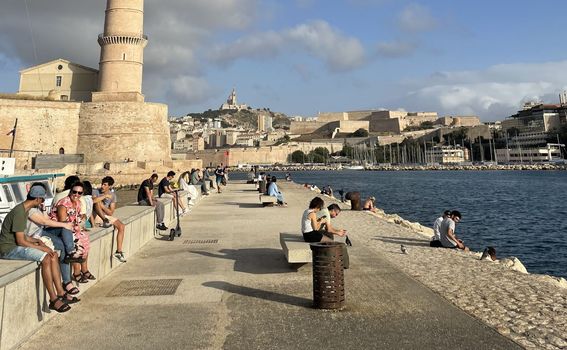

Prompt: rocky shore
[309,187,567,349]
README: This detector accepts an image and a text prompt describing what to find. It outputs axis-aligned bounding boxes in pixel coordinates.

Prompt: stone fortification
[77,101,171,163]
[0,99,82,169]
[290,121,331,134]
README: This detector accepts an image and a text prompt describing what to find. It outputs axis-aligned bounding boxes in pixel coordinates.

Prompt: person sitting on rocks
[439,210,468,251]
[430,210,451,248]
[0,184,80,312]
[267,176,287,206]
[138,173,168,231]
[363,196,377,213]
[321,185,333,197]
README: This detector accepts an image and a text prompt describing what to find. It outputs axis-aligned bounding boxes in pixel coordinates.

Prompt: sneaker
[113,251,127,263]
[156,223,168,231]
[101,218,112,228]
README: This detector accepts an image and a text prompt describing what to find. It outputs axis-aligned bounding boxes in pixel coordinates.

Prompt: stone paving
[331,206,567,349]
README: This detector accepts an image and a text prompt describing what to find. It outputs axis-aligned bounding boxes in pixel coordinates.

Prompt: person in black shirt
[158,170,187,215]
[138,173,167,230]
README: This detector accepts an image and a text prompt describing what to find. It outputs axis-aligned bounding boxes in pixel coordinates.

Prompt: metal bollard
[345,191,361,210]
[310,242,345,310]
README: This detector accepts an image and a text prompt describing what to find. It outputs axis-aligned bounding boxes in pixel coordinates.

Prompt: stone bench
[0,194,187,350]
[259,194,277,207]
[279,232,311,264]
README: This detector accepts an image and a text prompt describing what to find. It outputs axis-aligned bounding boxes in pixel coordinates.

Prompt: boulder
[499,257,528,274]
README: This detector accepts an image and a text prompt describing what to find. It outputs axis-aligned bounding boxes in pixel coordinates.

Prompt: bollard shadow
[222,201,263,209]
[372,236,430,247]
[191,248,295,274]
[202,281,312,308]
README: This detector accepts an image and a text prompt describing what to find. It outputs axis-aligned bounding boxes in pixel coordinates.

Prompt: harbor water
[240,170,567,278]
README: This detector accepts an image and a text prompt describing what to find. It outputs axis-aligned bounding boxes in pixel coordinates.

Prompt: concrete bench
[259,194,277,207]
[279,232,311,264]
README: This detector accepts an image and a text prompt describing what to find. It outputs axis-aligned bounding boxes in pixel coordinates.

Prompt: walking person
[214,165,225,193]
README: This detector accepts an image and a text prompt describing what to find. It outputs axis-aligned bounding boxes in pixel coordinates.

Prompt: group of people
[0,175,127,313]
[430,210,468,250]
[257,172,287,206]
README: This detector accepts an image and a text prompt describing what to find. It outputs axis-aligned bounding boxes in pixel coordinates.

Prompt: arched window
[59,147,65,154]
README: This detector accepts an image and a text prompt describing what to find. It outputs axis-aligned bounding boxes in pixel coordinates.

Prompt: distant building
[369,110,438,133]
[193,136,205,151]
[435,116,481,127]
[219,88,248,111]
[208,130,227,148]
[496,144,564,163]
[502,104,567,134]
[257,115,272,132]
[18,58,98,102]
[560,90,567,105]
[425,146,469,164]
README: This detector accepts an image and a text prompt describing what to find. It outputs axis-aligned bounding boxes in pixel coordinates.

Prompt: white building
[425,146,469,164]
[496,144,564,163]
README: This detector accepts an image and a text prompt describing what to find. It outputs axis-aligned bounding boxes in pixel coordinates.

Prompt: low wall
[0,193,189,350]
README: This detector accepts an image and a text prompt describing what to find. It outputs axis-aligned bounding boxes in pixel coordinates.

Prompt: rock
[538,275,567,289]
[499,257,528,274]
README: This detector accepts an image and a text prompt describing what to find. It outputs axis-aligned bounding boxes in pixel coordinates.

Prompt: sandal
[59,293,80,304]
[82,270,96,280]
[73,273,89,284]
[49,297,71,313]
[63,281,80,295]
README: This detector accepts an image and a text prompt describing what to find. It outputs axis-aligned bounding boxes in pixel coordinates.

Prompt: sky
[1,0,567,121]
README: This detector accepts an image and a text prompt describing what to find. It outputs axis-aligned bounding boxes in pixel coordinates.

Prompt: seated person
[190,168,210,195]
[267,176,287,206]
[430,210,451,247]
[321,185,333,197]
[0,184,79,312]
[285,173,292,181]
[439,210,468,251]
[138,173,168,231]
[92,176,127,263]
[301,197,330,243]
[362,196,377,213]
[159,171,188,214]
[203,167,215,189]
[317,204,347,239]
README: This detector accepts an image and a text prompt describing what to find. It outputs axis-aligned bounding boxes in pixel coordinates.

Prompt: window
[56,76,62,87]
[122,53,126,60]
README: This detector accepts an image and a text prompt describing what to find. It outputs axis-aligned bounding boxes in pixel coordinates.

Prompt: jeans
[41,229,72,283]
[43,227,75,253]
[139,199,165,223]
[2,246,46,262]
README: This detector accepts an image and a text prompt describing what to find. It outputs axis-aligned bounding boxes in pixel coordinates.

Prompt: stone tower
[92,0,147,102]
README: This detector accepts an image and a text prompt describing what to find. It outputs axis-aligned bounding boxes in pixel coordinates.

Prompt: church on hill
[219,88,248,111]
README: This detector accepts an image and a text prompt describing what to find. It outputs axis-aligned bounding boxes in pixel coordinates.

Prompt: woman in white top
[301,197,331,243]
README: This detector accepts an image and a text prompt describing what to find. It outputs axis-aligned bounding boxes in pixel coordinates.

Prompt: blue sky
[1,0,567,120]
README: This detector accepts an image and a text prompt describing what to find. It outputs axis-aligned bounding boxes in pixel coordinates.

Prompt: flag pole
[9,118,18,158]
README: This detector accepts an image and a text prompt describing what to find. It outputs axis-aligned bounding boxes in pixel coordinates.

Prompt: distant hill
[186,109,290,130]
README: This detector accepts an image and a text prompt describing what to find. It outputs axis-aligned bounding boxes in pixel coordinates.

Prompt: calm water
[238,170,567,278]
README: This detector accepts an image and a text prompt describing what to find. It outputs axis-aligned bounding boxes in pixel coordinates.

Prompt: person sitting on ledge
[363,196,378,213]
[0,184,80,312]
[159,171,188,215]
[92,176,127,263]
[190,168,210,196]
[267,176,287,206]
[439,210,469,251]
[138,173,168,231]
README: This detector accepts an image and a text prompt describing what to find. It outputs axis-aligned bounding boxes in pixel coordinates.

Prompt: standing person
[214,165,225,193]
[430,210,451,247]
[439,210,468,250]
[138,173,168,231]
[51,182,94,283]
[221,163,229,185]
[92,176,127,263]
[159,171,188,214]
[0,184,79,312]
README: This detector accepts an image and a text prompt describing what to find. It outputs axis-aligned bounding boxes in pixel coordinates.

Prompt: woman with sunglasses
[50,182,92,284]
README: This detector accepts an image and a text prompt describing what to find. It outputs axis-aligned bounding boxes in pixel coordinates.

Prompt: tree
[290,150,306,163]
[308,151,326,163]
[352,128,369,137]
[312,147,330,158]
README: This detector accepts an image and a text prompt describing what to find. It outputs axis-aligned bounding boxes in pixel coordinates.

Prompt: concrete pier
[16,181,523,349]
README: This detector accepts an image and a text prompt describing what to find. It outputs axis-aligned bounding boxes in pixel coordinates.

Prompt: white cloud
[401,60,567,119]
[166,75,219,105]
[398,3,438,33]
[209,20,366,71]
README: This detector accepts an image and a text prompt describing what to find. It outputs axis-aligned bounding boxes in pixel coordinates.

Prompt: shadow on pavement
[202,281,312,308]
[222,201,262,209]
[372,236,430,247]
[191,248,296,274]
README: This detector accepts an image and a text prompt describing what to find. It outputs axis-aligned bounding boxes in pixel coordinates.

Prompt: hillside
[187,109,290,130]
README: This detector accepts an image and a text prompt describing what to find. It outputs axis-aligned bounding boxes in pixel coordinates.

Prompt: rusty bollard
[310,242,345,310]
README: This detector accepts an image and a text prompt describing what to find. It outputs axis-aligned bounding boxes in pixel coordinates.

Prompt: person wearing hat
[0,183,80,313]
[362,196,377,213]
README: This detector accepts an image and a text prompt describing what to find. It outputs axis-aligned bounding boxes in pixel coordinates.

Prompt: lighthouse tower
[92,0,148,102]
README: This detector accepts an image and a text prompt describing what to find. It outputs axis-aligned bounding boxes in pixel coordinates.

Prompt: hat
[29,185,47,199]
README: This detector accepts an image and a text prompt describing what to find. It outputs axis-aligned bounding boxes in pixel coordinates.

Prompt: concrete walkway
[18,182,521,350]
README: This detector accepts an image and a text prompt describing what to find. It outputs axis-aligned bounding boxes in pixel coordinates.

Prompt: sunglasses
[71,190,83,195]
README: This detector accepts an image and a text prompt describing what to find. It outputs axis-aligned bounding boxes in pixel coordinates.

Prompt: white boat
[344,165,364,170]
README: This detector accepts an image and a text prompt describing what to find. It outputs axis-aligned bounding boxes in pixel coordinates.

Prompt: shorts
[160,193,174,199]
[2,246,47,262]
[303,231,324,243]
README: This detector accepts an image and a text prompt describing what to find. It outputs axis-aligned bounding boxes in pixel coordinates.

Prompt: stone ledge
[279,232,311,264]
